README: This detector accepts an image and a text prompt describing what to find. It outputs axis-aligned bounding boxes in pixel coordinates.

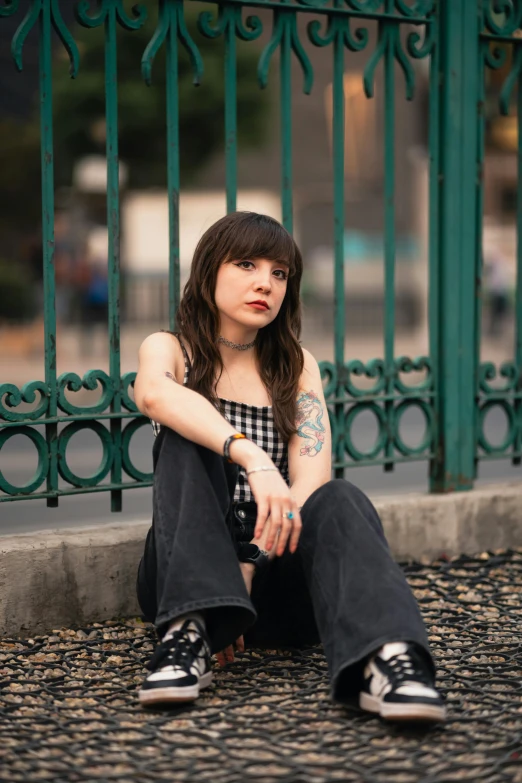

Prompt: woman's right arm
[135,332,253,458]
[134,332,301,554]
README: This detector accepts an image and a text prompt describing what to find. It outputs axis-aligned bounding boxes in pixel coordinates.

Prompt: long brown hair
[175,211,304,440]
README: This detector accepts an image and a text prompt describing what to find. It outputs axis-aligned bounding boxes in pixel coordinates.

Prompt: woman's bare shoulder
[138,330,181,356]
[137,331,187,383]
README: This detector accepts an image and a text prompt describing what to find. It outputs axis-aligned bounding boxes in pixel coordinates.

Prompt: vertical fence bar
[225,11,237,213]
[513,59,522,463]
[428,5,440,488]
[431,0,480,492]
[40,2,58,507]
[332,16,345,478]
[280,15,293,233]
[105,8,122,512]
[383,7,395,471]
[166,2,180,326]
[474,28,486,474]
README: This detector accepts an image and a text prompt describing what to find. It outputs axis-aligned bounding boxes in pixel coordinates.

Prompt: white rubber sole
[139,671,213,706]
[359,692,446,723]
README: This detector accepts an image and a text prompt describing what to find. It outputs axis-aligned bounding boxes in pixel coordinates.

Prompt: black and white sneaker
[139,619,212,706]
[359,642,446,723]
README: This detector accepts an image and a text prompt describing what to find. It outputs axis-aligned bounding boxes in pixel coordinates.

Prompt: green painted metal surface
[0,0,521,507]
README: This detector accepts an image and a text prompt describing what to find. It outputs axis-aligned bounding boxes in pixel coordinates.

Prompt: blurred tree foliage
[53,3,269,187]
[0,258,37,321]
[0,3,269,250]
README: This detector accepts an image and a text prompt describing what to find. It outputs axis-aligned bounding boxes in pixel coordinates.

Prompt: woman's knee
[304,478,370,509]
[154,426,236,512]
[154,426,218,470]
[156,426,195,456]
[302,479,385,536]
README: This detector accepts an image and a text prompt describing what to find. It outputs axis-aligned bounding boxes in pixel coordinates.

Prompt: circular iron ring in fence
[0,426,49,495]
[57,421,113,488]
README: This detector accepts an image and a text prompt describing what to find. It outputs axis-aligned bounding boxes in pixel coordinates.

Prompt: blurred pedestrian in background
[78,240,109,357]
[484,246,511,339]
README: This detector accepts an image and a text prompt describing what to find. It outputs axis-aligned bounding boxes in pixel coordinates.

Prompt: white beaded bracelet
[245,466,280,477]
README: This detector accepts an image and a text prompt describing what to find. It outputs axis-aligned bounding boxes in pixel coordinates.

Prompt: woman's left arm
[288,348,332,509]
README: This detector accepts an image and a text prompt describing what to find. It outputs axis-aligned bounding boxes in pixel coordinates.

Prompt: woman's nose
[254,276,271,292]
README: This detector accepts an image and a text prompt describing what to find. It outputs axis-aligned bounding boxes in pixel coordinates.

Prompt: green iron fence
[0,0,521,509]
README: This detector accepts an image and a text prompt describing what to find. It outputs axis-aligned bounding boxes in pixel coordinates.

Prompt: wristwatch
[237,543,270,575]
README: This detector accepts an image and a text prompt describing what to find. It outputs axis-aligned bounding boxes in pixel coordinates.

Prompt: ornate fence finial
[12,0,79,76]
[141,0,203,87]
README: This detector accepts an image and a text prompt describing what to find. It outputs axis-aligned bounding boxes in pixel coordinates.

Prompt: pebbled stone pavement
[1,550,522,783]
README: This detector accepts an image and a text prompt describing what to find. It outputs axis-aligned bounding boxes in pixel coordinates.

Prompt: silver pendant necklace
[218,336,256,351]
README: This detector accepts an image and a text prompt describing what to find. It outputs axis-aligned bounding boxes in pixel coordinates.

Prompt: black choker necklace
[218,336,256,351]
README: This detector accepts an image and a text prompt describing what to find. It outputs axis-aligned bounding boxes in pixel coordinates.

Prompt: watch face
[237,543,269,570]
[241,544,260,560]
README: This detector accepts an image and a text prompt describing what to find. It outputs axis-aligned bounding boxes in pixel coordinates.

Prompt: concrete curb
[0,522,149,636]
[2,482,522,636]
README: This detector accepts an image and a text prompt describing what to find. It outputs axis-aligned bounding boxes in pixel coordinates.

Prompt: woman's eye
[234,261,287,279]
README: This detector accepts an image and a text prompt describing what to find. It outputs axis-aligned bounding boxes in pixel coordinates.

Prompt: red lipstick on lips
[248,300,269,311]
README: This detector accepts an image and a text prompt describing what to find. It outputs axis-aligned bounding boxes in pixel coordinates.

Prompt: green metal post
[225,10,237,213]
[280,13,293,233]
[105,6,122,512]
[430,0,481,492]
[382,0,395,472]
[427,3,440,483]
[474,31,485,473]
[513,59,522,463]
[332,15,345,479]
[40,2,58,507]
[166,0,181,325]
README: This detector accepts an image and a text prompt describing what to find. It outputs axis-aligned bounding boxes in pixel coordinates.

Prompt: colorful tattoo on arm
[295,390,326,457]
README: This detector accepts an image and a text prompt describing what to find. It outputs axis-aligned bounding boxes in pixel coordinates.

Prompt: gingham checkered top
[150,336,289,502]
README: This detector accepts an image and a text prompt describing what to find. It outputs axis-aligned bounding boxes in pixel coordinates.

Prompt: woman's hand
[246,468,302,556]
[215,563,254,668]
[228,435,302,557]
[215,635,245,668]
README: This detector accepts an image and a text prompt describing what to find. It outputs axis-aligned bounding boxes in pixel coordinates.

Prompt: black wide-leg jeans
[136,427,434,701]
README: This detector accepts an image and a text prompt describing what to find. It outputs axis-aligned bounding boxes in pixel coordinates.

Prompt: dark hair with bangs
[175,211,304,440]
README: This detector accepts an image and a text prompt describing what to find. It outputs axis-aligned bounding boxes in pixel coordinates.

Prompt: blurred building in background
[0,8,518,352]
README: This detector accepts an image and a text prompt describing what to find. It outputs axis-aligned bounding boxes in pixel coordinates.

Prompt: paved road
[1,408,521,534]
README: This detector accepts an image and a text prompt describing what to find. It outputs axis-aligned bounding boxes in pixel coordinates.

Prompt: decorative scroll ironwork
[0,0,518,504]
[0,426,49,495]
[57,420,113,487]
[478,3,522,463]
[75,0,147,30]
[483,1,522,114]
[258,8,313,93]
[142,0,203,86]
[320,357,434,468]
[477,361,522,458]
[307,14,369,56]
[121,372,139,412]
[276,0,434,17]
[0,381,49,423]
[198,5,263,45]
[0,377,152,501]
[483,0,522,38]
[57,371,115,416]
[0,0,18,18]
[364,14,423,99]
[12,0,79,75]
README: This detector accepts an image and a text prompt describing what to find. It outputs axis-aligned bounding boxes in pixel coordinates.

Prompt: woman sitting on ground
[134,211,445,723]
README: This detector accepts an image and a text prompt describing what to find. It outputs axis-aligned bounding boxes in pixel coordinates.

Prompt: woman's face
[214,257,289,331]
